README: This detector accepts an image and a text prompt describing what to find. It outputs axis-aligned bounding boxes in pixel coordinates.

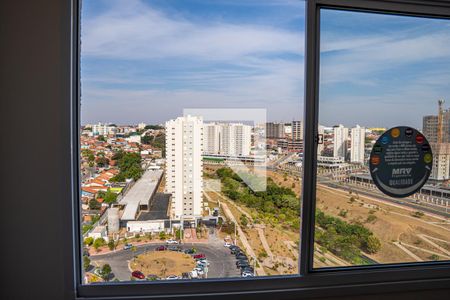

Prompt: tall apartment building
[431,143,450,180]
[203,123,251,156]
[165,115,203,223]
[423,101,450,180]
[92,122,117,136]
[350,125,365,164]
[292,120,303,141]
[333,124,348,160]
[266,122,285,139]
[423,113,450,143]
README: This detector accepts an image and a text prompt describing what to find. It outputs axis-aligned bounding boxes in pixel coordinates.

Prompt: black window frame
[69,0,450,299]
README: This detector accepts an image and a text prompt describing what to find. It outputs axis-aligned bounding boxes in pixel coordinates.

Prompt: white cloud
[81,0,303,61]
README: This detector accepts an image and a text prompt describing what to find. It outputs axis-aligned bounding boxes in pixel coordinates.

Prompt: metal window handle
[316,134,323,144]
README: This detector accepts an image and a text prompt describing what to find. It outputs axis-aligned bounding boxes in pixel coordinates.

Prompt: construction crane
[437,99,445,144]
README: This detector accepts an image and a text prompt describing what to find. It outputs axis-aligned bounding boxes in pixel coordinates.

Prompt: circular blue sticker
[369,126,432,198]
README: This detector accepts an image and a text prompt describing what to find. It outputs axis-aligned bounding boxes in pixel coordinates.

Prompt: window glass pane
[315,9,450,268]
[80,0,304,283]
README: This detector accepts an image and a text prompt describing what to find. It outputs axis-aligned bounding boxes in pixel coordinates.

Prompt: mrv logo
[392,168,412,175]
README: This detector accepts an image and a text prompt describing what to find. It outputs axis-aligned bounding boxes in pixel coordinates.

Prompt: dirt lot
[130,251,195,277]
[203,164,450,267]
[316,184,450,264]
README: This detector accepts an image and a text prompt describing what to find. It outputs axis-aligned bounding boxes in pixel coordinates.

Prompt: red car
[155,245,167,251]
[131,270,145,280]
[193,253,206,259]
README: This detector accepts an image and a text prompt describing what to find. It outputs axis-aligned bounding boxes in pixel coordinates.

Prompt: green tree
[96,156,109,168]
[144,125,163,130]
[364,235,381,254]
[101,264,112,281]
[159,231,167,240]
[240,214,248,226]
[83,255,91,271]
[97,135,106,142]
[93,238,106,251]
[103,189,118,204]
[108,239,115,251]
[141,135,154,145]
[84,237,94,246]
[88,198,101,210]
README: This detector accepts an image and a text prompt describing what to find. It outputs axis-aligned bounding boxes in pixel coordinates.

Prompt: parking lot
[90,241,241,281]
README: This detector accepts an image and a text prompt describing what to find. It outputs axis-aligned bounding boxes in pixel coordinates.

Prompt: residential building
[292,120,303,141]
[92,122,117,136]
[333,124,348,160]
[203,122,252,156]
[266,122,285,139]
[350,125,365,164]
[165,115,204,223]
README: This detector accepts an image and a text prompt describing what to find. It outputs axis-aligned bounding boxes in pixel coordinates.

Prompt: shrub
[84,237,94,246]
[365,214,377,224]
[411,211,424,218]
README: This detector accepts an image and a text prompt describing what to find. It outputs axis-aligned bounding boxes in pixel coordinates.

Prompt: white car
[166,239,179,245]
[242,272,254,277]
[224,242,232,248]
[166,275,180,280]
[193,268,204,275]
[190,270,198,279]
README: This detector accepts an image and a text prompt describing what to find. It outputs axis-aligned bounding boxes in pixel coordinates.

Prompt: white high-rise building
[165,115,204,223]
[92,122,117,136]
[333,124,348,160]
[203,123,251,156]
[350,125,365,164]
[292,121,303,141]
[203,123,221,155]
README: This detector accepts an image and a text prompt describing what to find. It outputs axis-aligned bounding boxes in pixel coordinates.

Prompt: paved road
[319,178,450,219]
[90,241,241,281]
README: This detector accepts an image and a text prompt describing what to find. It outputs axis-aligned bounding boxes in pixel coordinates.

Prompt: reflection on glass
[315,9,450,267]
[79,0,304,283]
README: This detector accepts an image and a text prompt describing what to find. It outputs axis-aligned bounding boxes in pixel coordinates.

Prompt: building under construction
[423,100,450,180]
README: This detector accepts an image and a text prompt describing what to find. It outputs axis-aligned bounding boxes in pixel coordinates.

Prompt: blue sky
[81,0,450,129]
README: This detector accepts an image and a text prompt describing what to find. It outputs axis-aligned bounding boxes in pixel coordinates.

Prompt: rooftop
[120,169,163,220]
[137,193,171,221]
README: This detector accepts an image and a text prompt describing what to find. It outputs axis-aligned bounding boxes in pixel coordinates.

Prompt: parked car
[242,271,254,277]
[193,267,205,275]
[123,243,133,250]
[236,258,248,265]
[197,259,209,265]
[237,261,250,269]
[184,248,196,254]
[166,275,180,280]
[224,242,232,248]
[190,270,198,279]
[83,248,90,257]
[131,270,145,280]
[166,239,179,245]
[236,253,247,260]
[181,272,190,279]
[241,266,254,274]
[197,261,209,268]
[146,274,159,281]
[193,253,206,259]
[230,247,241,254]
[167,245,182,252]
[155,245,167,251]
